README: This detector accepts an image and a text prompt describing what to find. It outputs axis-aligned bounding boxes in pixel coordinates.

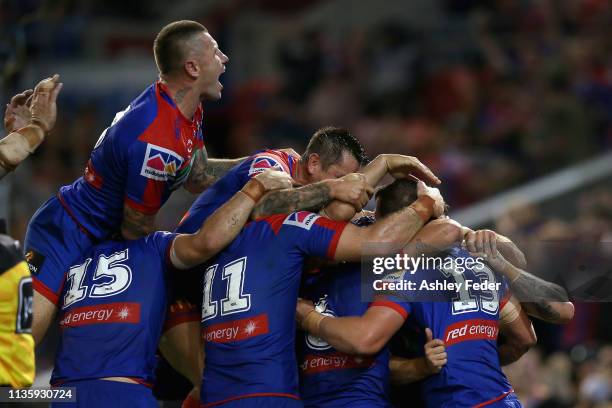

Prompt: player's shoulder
[247,149,295,177]
[105,84,159,141]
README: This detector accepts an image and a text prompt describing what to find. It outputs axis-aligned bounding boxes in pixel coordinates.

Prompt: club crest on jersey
[248,155,286,176]
[140,144,184,181]
[284,211,320,230]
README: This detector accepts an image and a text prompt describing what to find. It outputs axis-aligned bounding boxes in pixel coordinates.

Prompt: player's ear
[184,58,199,79]
[306,153,321,176]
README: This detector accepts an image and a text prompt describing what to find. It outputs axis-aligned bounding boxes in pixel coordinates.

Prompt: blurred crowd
[1,1,611,405]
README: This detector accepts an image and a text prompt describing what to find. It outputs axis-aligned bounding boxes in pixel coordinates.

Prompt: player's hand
[416,180,445,217]
[469,248,509,274]
[295,298,315,327]
[253,169,294,191]
[329,173,374,212]
[383,154,441,185]
[424,328,447,374]
[29,74,63,132]
[463,229,497,258]
[4,89,33,133]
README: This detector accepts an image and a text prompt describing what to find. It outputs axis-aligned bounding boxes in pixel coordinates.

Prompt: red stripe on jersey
[164,300,200,332]
[369,300,409,320]
[203,392,300,407]
[83,159,103,190]
[33,277,60,305]
[301,352,375,375]
[261,213,287,235]
[499,291,512,310]
[315,217,348,259]
[59,303,141,328]
[203,314,269,343]
[473,389,515,408]
[443,319,499,346]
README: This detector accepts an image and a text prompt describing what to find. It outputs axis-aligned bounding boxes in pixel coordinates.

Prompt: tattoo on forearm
[122,206,155,239]
[252,182,332,218]
[186,148,243,192]
[511,271,568,321]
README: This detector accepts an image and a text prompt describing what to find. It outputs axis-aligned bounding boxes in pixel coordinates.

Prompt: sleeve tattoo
[185,148,245,193]
[510,270,569,322]
[251,182,332,219]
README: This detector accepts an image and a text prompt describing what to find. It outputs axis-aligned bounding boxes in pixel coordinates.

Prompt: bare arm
[183,147,245,193]
[334,182,445,262]
[251,173,372,220]
[323,154,441,221]
[121,205,156,240]
[171,171,292,269]
[159,320,203,387]
[1,75,63,178]
[498,296,537,365]
[466,231,574,324]
[297,300,405,355]
[32,291,58,345]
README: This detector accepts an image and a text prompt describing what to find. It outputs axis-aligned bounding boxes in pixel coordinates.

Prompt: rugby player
[25,20,246,344]
[31,169,291,407]
[297,179,573,407]
[194,179,445,407]
[1,75,63,179]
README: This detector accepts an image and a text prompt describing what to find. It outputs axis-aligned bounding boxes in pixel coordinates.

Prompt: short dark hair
[154,20,208,76]
[375,179,418,218]
[302,126,369,169]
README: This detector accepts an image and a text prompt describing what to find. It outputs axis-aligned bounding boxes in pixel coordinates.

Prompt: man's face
[307,150,360,183]
[190,32,228,101]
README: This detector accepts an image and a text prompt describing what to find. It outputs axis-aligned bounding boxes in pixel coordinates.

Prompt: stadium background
[0,0,610,406]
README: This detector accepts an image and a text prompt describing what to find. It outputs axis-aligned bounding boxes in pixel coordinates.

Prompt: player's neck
[293,160,310,186]
[160,78,200,120]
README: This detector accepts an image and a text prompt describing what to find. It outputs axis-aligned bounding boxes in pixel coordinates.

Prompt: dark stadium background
[1,0,611,407]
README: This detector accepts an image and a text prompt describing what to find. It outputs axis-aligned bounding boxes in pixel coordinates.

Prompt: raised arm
[470,243,574,324]
[183,147,246,193]
[334,182,445,262]
[251,173,373,220]
[323,154,441,221]
[497,296,537,365]
[170,170,292,269]
[1,75,63,179]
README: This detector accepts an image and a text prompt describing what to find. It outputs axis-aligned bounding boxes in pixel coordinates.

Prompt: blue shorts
[24,195,94,305]
[209,396,303,407]
[51,379,157,408]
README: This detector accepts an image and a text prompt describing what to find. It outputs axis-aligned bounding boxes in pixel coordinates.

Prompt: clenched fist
[253,169,294,191]
[329,173,374,212]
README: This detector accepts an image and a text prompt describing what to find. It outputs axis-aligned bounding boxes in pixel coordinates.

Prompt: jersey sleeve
[498,274,512,310]
[145,231,178,266]
[246,150,294,178]
[370,270,412,319]
[280,212,348,259]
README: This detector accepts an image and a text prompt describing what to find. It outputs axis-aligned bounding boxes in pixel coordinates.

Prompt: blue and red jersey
[299,264,393,408]
[176,149,299,234]
[198,211,346,407]
[385,246,515,408]
[59,81,204,240]
[51,231,177,386]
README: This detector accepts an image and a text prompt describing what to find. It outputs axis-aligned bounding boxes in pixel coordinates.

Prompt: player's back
[51,231,175,386]
[59,82,203,239]
[200,211,346,406]
[394,246,512,407]
[176,149,298,234]
[300,262,391,408]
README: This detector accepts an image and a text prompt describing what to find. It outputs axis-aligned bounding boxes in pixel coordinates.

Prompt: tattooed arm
[184,147,245,193]
[121,205,157,240]
[251,173,373,220]
[474,249,574,324]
